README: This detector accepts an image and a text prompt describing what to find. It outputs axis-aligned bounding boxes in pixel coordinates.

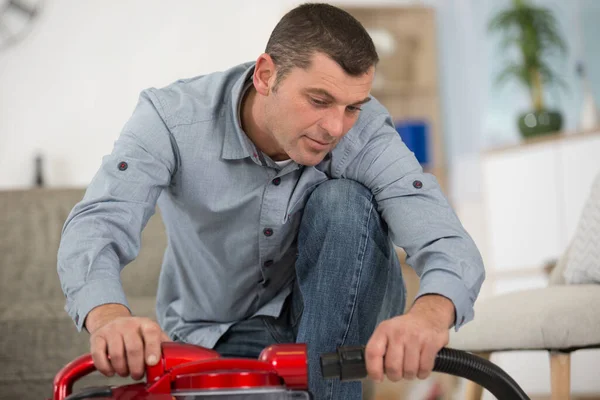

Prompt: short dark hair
[265,3,379,90]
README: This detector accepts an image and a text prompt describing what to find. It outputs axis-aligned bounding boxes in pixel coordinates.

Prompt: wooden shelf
[342,5,447,194]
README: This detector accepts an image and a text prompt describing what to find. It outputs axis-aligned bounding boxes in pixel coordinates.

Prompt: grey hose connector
[320,346,530,400]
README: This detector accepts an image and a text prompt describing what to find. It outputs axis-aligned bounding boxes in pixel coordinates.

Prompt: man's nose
[322,108,345,139]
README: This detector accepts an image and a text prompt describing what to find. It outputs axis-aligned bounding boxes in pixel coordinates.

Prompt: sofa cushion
[563,170,600,284]
[448,285,600,352]
[0,189,84,304]
[0,188,167,303]
[0,296,158,382]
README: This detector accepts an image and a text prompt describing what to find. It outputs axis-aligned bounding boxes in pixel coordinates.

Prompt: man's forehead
[304,87,371,106]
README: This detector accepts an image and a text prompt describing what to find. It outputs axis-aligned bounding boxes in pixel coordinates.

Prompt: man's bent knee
[305,179,373,217]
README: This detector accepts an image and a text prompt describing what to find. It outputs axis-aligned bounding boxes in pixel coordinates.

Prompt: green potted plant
[489,0,568,138]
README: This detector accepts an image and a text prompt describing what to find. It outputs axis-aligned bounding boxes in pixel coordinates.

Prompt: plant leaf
[538,63,569,92]
[488,0,568,91]
[496,63,532,89]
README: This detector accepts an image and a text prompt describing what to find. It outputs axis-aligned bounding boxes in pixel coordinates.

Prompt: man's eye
[347,106,362,113]
[310,98,328,106]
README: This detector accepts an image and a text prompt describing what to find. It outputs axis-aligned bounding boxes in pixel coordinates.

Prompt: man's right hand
[85,303,172,380]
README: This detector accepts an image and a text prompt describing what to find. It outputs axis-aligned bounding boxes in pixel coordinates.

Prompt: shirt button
[264,260,274,267]
[263,228,273,237]
[413,180,423,189]
[272,177,281,186]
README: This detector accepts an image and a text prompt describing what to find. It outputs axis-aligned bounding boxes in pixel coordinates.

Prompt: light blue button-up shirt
[57,62,485,348]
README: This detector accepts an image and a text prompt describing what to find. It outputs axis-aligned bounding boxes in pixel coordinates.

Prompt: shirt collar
[219,62,302,173]
[221,63,259,160]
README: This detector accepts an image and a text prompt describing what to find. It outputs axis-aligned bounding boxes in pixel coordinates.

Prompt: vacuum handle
[52,354,96,400]
[51,342,223,400]
[320,346,367,381]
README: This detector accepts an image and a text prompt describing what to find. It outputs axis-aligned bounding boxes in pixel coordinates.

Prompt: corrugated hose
[320,346,530,400]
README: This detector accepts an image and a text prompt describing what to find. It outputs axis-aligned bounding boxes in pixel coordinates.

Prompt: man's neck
[240,86,289,161]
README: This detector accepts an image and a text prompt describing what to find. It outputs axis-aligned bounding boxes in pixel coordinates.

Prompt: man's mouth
[308,137,331,146]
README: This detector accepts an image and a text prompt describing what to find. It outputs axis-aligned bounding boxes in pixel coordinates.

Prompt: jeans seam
[339,193,374,347]
[329,194,373,400]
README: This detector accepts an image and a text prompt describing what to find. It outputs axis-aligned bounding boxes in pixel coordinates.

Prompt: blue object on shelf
[394,120,430,166]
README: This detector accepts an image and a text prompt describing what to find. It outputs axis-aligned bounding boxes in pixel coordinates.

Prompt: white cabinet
[482,144,563,273]
[482,131,600,279]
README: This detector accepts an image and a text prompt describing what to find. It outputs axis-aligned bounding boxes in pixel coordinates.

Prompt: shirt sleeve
[57,90,177,332]
[342,112,486,331]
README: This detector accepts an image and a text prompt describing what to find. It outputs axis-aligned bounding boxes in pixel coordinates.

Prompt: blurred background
[1,0,599,399]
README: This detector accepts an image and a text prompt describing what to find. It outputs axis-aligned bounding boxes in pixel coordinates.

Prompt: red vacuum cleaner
[48,342,531,400]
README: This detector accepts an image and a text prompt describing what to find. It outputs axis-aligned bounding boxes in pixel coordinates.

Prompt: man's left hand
[365,294,455,382]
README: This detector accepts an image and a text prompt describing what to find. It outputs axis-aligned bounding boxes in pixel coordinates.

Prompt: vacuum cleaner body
[51,342,311,400]
[50,342,531,400]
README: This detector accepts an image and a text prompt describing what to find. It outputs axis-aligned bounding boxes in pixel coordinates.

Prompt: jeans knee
[301,179,390,256]
[305,179,373,220]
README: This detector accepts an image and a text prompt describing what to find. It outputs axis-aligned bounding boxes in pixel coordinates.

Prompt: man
[58,3,485,399]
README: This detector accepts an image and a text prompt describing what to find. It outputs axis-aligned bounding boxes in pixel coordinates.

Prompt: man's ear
[253,53,276,96]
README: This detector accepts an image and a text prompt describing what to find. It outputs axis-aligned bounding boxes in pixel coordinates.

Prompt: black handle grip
[320,345,367,381]
[320,346,530,400]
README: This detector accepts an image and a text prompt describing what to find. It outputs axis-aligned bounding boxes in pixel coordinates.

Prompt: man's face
[262,53,374,166]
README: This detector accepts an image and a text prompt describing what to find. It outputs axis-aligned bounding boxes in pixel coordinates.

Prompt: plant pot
[517,110,563,138]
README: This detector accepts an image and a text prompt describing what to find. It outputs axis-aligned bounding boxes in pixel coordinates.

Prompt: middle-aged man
[58,3,485,399]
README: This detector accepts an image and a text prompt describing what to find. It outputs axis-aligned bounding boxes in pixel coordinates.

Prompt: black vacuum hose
[320,346,530,400]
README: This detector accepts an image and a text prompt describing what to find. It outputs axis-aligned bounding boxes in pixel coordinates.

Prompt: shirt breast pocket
[285,167,329,219]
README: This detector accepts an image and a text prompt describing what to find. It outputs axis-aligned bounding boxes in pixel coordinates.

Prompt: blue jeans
[213,179,406,399]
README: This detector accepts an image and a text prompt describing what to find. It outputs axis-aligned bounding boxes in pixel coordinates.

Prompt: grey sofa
[0,188,167,400]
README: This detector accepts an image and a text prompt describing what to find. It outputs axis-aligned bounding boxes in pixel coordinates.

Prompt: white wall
[0,0,295,188]
[0,0,436,190]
